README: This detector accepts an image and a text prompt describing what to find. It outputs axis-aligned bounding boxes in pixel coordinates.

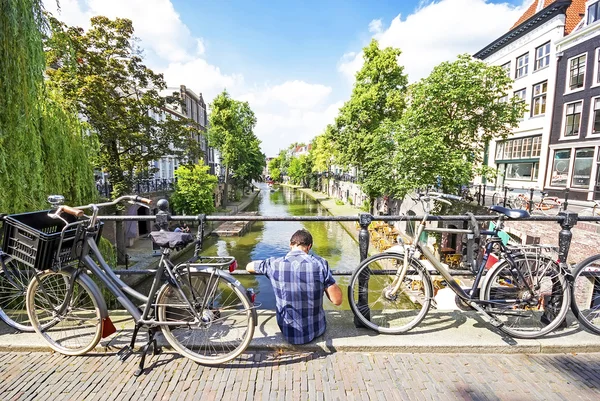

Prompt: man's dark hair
[290,229,313,247]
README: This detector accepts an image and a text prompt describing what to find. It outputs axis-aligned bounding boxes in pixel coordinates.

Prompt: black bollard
[563,188,570,211]
[354,212,372,328]
[557,210,577,265]
[529,187,535,213]
[482,185,486,206]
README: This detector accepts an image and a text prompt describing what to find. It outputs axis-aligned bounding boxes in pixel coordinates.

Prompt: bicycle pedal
[117,346,134,361]
[153,345,162,356]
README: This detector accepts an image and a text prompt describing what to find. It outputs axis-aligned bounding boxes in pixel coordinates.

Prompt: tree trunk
[223,165,229,207]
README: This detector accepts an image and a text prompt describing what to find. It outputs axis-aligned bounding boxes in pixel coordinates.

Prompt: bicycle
[492,188,523,209]
[570,253,600,335]
[517,191,562,215]
[577,200,600,221]
[348,191,570,339]
[24,195,257,375]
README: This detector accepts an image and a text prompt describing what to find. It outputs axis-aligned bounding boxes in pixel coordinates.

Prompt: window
[505,162,536,180]
[593,98,600,135]
[568,54,587,91]
[589,1,600,25]
[550,150,571,187]
[501,61,511,77]
[572,148,594,188]
[496,135,542,161]
[531,81,547,116]
[514,88,526,102]
[531,136,542,157]
[516,53,529,78]
[564,101,583,137]
[596,48,600,85]
[534,42,550,70]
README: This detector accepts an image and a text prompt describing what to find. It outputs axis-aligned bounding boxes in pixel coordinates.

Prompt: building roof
[474,0,573,59]
[511,0,586,35]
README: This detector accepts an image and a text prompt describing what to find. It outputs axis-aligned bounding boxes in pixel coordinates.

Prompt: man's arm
[246,261,258,273]
[325,284,342,306]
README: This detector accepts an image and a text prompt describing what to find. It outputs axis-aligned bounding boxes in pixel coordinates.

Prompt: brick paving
[1,351,599,400]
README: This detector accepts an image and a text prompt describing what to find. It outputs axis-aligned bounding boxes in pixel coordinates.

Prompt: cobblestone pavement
[1,351,600,400]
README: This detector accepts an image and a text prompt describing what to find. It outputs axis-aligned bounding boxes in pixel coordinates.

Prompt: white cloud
[339,0,530,83]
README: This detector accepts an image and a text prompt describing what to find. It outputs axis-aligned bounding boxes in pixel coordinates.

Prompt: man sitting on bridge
[246,229,343,344]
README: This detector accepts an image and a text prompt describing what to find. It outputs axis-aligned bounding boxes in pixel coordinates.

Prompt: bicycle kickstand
[134,327,162,377]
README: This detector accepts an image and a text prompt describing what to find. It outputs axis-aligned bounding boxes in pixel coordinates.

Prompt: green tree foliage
[393,54,526,195]
[171,162,217,215]
[207,90,265,205]
[267,157,282,182]
[44,16,200,197]
[0,0,95,213]
[310,132,337,174]
[330,39,408,211]
[287,154,313,187]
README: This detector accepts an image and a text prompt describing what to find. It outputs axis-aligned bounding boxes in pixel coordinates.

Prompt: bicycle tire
[481,254,569,339]
[0,259,37,332]
[571,254,600,335]
[157,271,255,365]
[26,270,103,355]
[348,252,432,334]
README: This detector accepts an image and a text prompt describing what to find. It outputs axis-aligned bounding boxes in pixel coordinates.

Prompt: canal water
[178,184,361,310]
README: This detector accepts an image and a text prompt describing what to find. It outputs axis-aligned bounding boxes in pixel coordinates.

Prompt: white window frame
[566,53,587,93]
[531,81,547,117]
[588,1,600,26]
[593,48,600,88]
[562,100,584,139]
[516,53,529,79]
[501,61,511,77]
[589,96,600,137]
[534,42,551,71]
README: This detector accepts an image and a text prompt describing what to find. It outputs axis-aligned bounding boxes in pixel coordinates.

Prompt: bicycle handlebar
[78,195,153,210]
[57,205,84,218]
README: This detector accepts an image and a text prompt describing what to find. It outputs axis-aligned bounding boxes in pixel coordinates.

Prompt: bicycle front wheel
[157,271,255,365]
[348,253,432,334]
[571,254,600,335]
[26,270,103,355]
[0,259,36,332]
[481,255,569,339]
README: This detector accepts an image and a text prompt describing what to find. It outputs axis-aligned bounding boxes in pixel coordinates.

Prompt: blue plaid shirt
[255,250,336,344]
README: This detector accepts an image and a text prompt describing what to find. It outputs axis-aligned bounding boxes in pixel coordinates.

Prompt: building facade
[473,0,584,191]
[545,0,600,200]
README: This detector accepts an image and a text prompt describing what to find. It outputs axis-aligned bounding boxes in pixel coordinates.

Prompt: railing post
[156,199,170,231]
[502,186,508,207]
[563,188,570,211]
[557,211,577,265]
[529,187,535,213]
[354,213,373,328]
[477,184,482,205]
[482,185,486,206]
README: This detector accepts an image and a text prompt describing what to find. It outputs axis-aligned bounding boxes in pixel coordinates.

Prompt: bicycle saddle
[150,231,194,249]
[489,205,530,219]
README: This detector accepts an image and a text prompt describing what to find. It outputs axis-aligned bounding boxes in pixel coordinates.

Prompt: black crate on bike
[1,210,101,271]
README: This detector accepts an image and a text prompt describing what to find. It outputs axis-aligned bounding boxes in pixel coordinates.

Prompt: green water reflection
[178,185,361,310]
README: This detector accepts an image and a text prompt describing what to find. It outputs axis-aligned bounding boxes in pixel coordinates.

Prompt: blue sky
[44,0,531,156]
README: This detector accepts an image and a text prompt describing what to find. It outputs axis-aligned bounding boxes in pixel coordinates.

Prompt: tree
[0,0,95,213]
[267,157,282,182]
[44,16,200,262]
[330,39,408,212]
[310,132,337,174]
[287,154,312,187]
[393,54,526,196]
[170,162,218,215]
[207,90,264,205]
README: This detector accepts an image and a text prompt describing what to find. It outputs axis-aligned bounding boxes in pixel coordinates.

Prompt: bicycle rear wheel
[571,254,600,335]
[348,253,432,334]
[157,271,254,365]
[0,259,36,332]
[26,270,103,355]
[481,255,569,339]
